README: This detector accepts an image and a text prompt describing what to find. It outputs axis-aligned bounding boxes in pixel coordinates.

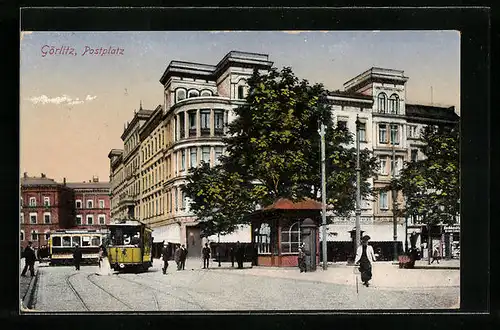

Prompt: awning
[153,224,181,244]
[207,225,252,243]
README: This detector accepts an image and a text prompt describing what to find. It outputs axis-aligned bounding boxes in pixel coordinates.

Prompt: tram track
[86,274,135,310]
[65,273,90,311]
[116,274,207,310]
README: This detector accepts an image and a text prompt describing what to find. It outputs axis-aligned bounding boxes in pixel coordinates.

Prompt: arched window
[377,93,387,113]
[188,90,199,98]
[20,230,25,242]
[176,89,186,102]
[389,94,399,114]
[200,90,212,97]
[280,221,301,253]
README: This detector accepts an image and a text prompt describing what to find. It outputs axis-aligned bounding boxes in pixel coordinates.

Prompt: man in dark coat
[73,244,83,270]
[21,241,36,277]
[174,245,182,271]
[229,247,235,267]
[236,241,245,269]
[161,243,169,275]
[179,244,188,270]
[202,243,211,269]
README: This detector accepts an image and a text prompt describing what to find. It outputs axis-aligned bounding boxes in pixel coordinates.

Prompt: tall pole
[392,133,398,262]
[320,122,327,271]
[355,116,361,255]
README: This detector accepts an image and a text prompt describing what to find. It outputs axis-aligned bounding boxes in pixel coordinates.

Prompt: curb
[21,269,39,311]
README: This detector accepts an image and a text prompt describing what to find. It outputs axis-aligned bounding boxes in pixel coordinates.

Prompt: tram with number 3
[106,218,153,272]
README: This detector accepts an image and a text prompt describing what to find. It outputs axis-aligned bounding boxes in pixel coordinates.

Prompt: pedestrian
[431,246,440,264]
[161,242,169,275]
[229,247,235,267]
[73,243,83,271]
[98,245,105,269]
[298,243,307,273]
[202,243,211,269]
[174,244,182,271]
[236,241,245,269]
[180,244,188,270]
[354,235,376,287]
[21,241,36,277]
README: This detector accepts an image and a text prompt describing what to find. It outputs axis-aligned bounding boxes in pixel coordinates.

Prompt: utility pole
[354,116,361,255]
[320,122,328,271]
[392,129,398,262]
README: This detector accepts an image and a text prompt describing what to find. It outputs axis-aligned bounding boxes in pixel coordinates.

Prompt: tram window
[52,236,61,247]
[91,236,101,246]
[123,234,131,245]
[72,236,81,247]
[82,236,91,247]
[62,236,71,247]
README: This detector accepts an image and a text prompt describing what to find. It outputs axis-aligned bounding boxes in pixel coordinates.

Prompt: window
[20,231,24,242]
[181,149,186,170]
[190,147,197,168]
[202,147,210,164]
[281,221,301,253]
[75,200,82,208]
[76,215,82,225]
[257,223,271,254]
[20,197,23,207]
[407,125,418,139]
[98,215,106,224]
[377,93,387,112]
[411,149,418,162]
[390,125,399,145]
[99,200,105,209]
[379,157,388,175]
[92,236,101,246]
[200,110,210,135]
[188,111,197,137]
[179,112,185,138]
[29,197,36,206]
[201,90,212,97]
[87,200,93,209]
[86,215,94,225]
[188,90,199,98]
[214,110,224,135]
[43,196,50,206]
[72,236,81,247]
[174,189,178,210]
[379,124,388,143]
[238,85,245,99]
[52,236,61,246]
[337,120,347,131]
[181,188,187,210]
[176,89,186,102]
[44,212,51,224]
[82,236,91,247]
[214,147,223,165]
[389,94,399,114]
[20,213,24,223]
[358,122,366,142]
[31,231,38,241]
[29,212,37,224]
[379,191,388,210]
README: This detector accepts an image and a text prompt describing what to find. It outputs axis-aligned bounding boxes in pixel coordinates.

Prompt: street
[29,258,460,312]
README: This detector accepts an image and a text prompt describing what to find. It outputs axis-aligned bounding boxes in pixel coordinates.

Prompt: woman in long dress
[354,235,376,287]
[96,245,113,276]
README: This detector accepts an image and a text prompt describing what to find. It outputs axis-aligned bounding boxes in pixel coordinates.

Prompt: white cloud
[26,94,97,106]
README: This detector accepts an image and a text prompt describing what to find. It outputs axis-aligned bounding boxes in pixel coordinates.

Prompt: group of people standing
[161,242,187,274]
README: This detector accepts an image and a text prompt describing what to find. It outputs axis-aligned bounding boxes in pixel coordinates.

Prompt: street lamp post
[355,115,361,255]
[320,122,328,271]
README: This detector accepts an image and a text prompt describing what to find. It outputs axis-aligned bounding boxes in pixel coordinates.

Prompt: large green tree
[388,123,460,226]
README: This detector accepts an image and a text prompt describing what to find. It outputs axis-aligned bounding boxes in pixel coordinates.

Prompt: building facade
[108,53,459,260]
[66,176,111,230]
[20,173,75,249]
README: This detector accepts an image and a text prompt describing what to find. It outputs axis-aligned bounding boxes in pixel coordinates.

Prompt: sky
[20,31,460,183]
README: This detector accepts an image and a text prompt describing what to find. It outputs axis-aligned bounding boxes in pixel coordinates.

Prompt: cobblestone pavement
[32,258,460,312]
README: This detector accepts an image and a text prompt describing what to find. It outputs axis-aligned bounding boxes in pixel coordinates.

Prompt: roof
[263,198,323,211]
[405,103,459,122]
[66,182,111,189]
[21,176,59,186]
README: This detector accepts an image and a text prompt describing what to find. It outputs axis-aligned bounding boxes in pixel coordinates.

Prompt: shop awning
[207,225,252,243]
[153,224,181,244]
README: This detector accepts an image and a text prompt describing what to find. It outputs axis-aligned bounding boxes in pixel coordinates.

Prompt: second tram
[48,229,107,266]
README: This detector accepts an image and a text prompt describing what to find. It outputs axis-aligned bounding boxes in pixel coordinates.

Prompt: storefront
[152,223,181,259]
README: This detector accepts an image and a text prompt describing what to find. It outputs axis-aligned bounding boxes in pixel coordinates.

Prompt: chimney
[23,172,27,178]
[63,177,66,185]
[41,173,46,178]
[93,176,99,183]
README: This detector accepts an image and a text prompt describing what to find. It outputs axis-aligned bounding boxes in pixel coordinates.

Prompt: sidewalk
[19,259,43,311]
[413,259,460,269]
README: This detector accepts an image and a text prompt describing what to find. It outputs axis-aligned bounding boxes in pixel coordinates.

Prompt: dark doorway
[186,226,201,258]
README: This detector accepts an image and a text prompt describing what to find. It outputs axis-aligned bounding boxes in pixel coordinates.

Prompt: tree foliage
[388,124,460,225]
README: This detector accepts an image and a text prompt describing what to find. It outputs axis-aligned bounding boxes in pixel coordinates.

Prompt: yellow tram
[106,218,153,272]
[48,229,107,266]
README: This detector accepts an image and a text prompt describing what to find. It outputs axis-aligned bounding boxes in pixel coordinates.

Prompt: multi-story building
[66,176,111,230]
[20,173,75,249]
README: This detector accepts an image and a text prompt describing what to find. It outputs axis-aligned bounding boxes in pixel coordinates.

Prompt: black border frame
[3,6,492,329]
